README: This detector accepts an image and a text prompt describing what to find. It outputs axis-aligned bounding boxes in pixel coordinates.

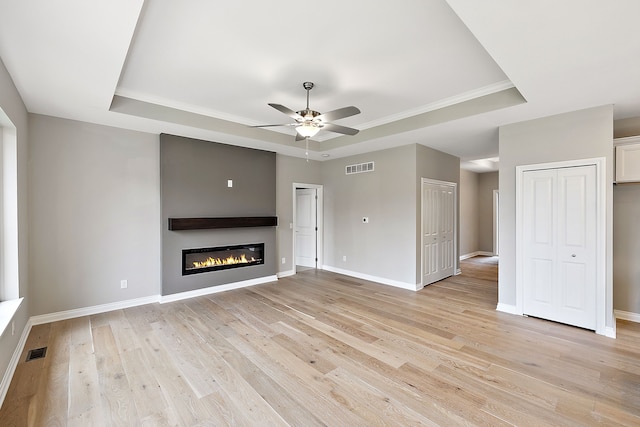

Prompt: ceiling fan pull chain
[305,137,309,162]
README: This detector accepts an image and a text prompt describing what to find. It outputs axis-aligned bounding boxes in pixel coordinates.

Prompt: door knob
[571,254,576,257]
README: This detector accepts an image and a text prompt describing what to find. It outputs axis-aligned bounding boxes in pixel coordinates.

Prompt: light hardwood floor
[1,257,640,426]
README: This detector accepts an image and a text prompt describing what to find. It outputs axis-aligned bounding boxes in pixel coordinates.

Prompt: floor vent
[26,347,47,362]
[346,161,374,175]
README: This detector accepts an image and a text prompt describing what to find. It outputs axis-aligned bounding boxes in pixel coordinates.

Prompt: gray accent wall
[160,134,276,295]
[613,184,640,314]
[498,105,614,327]
[29,115,161,315]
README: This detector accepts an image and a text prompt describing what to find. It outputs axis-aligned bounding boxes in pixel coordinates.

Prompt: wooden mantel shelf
[168,216,277,231]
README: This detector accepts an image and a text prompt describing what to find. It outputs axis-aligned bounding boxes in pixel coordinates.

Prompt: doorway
[293,183,323,273]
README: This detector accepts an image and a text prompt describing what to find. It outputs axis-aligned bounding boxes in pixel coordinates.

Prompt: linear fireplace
[182,243,265,276]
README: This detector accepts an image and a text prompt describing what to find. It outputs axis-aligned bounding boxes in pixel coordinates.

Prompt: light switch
[227,179,233,188]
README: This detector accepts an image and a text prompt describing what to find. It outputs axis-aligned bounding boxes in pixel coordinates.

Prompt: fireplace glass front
[182,243,264,275]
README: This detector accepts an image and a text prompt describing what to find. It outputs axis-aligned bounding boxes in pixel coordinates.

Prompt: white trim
[277,269,296,279]
[496,303,520,315]
[615,309,640,323]
[455,268,462,275]
[0,297,23,337]
[613,135,640,147]
[159,275,277,304]
[346,80,515,134]
[323,265,421,291]
[292,183,323,274]
[493,190,499,255]
[30,295,160,326]
[460,251,494,260]
[0,318,32,408]
[515,157,608,336]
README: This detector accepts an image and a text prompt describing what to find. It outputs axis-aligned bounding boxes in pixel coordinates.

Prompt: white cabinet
[615,136,640,183]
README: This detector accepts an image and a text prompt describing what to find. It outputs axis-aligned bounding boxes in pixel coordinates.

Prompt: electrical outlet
[343,255,347,262]
[281,257,286,264]
[120,279,128,289]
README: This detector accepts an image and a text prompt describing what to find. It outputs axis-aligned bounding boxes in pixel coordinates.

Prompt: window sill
[0,298,23,338]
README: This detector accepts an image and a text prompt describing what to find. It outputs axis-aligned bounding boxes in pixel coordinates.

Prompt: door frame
[515,157,606,336]
[493,190,499,255]
[292,183,323,274]
[421,178,458,287]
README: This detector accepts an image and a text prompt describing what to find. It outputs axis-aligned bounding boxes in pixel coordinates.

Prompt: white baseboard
[602,326,617,339]
[159,275,278,304]
[455,268,462,275]
[277,269,296,279]
[496,302,520,315]
[615,309,640,323]
[30,295,161,326]
[322,265,421,291]
[0,318,32,408]
[460,251,495,261]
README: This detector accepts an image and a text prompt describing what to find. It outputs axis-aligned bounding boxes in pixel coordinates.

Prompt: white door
[522,165,597,330]
[422,181,456,286]
[295,188,317,268]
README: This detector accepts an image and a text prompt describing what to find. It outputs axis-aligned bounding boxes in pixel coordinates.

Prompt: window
[0,108,21,336]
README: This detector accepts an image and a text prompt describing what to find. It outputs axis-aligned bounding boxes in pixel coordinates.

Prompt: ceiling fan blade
[249,123,297,128]
[322,123,360,136]
[316,106,360,122]
[295,132,306,142]
[269,103,303,120]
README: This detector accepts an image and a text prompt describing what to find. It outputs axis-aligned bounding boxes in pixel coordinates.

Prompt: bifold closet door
[522,165,597,330]
[422,182,455,286]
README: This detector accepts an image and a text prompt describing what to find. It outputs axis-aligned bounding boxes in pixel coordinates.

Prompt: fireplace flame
[192,254,256,269]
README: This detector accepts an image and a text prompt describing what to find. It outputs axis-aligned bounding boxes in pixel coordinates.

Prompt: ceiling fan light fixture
[296,124,320,138]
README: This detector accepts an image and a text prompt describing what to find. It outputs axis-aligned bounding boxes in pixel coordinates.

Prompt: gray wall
[29,115,161,315]
[498,105,614,328]
[0,58,29,395]
[460,169,479,257]
[275,154,321,274]
[322,145,417,285]
[478,171,498,253]
[416,144,461,279]
[613,184,640,314]
[614,116,640,139]
[160,135,276,295]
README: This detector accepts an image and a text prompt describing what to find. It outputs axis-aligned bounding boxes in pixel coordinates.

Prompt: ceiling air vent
[346,161,374,175]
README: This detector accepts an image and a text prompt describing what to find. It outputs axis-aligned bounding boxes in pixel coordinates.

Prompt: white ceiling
[1,0,639,171]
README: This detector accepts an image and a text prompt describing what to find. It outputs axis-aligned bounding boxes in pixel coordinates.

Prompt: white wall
[29,115,160,315]
[498,105,614,328]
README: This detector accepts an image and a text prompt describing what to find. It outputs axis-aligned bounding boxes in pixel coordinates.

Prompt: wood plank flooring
[2,256,640,426]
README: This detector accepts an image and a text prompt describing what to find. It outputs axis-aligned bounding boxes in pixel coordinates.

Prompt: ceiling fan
[252,82,361,141]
